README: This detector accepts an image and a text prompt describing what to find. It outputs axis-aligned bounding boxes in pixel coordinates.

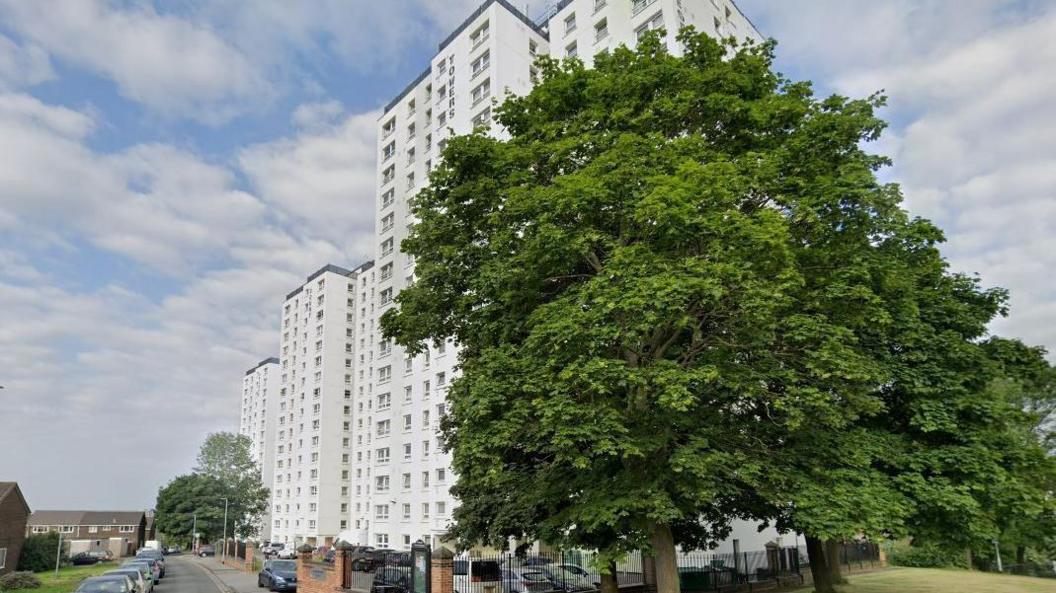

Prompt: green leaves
[381,27,1055,561]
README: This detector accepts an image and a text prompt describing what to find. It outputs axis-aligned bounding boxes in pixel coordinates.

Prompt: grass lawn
[803,567,1056,593]
[22,562,117,593]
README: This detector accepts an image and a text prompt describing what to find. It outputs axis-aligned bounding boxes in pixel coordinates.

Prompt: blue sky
[1,0,1054,511]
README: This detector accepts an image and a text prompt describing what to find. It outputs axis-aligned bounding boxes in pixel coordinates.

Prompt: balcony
[632,0,657,17]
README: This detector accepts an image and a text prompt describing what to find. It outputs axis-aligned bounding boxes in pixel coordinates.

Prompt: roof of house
[28,510,145,526]
[0,482,31,515]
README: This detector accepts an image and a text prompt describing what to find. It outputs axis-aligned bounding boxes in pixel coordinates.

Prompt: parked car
[74,576,133,593]
[72,552,101,565]
[200,544,216,557]
[122,559,159,590]
[119,561,154,592]
[166,545,182,555]
[89,550,116,562]
[556,564,600,587]
[535,566,596,592]
[351,548,394,572]
[371,566,411,593]
[500,567,555,593]
[105,569,148,593]
[258,559,299,591]
[276,546,298,560]
[262,543,285,558]
[453,559,503,593]
[133,556,162,581]
[137,549,166,577]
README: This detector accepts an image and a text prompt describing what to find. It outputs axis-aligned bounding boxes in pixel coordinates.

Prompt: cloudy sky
[1,0,1053,511]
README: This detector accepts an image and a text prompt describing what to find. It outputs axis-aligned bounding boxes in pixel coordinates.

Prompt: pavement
[165,554,261,593]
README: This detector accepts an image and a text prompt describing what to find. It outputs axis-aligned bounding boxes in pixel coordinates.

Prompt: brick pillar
[298,546,313,584]
[432,546,454,593]
[246,542,255,571]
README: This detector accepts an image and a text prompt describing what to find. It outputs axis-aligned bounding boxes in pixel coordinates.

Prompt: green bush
[0,570,43,591]
[18,532,65,572]
[889,542,969,569]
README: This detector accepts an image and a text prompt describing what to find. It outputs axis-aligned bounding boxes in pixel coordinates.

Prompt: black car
[259,559,298,591]
[371,567,411,593]
[72,552,101,566]
[351,548,394,572]
[200,545,216,557]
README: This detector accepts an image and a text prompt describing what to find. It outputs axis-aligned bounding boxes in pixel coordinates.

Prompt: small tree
[18,532,63,572]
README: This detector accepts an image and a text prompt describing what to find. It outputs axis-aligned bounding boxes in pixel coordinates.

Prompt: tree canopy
[381,28,1056,593]
[155,432,268,543]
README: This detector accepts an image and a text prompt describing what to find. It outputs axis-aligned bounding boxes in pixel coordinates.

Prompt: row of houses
[0,480,154,575]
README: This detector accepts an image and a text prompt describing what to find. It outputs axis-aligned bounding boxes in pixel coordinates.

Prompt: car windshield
[77,578,128,592]
[271,561,296,571]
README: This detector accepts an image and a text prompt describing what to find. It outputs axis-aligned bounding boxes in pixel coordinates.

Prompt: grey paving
[161,556,226,593]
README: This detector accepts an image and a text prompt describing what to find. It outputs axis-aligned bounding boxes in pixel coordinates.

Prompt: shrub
[0,571,42,591]
[18,532,65,572]
[888,541,969,569]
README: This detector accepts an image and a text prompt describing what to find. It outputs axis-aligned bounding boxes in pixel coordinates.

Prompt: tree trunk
[824,539,846,584]
[806,536,836,593]
[649,522,680,593]
[1016,546,1026,566]
[600,560,619,593]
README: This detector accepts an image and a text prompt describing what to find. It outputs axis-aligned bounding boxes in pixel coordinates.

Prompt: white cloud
[0,0,269,123]
[239,106,378,262]
[740,0,1056,359]
[0,32,53,89]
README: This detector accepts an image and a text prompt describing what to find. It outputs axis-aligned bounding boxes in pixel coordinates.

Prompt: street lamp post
[191,514,197,554]
[221,498,229,564]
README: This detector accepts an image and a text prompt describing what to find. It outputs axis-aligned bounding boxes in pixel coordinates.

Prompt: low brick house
[0,482,31,576]
[27,510,146,558]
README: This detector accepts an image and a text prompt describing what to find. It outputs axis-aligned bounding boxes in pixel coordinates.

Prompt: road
[157,555,229,593]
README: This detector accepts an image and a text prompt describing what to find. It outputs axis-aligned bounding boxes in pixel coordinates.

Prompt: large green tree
[381,27,1055,593]
[155,432,269,542]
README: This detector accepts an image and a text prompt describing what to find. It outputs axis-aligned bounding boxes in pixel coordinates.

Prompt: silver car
[105,569,148,593]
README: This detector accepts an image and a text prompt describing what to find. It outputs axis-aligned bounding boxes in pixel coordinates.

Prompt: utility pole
[221,498,229,564]
[192,514,197,554]
[54,531,63,577]
[993,539,1003,572]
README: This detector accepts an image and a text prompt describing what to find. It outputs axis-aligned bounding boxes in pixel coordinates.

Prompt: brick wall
[431,548,454,593]
[0,494,29,575]
[298,551,344,593]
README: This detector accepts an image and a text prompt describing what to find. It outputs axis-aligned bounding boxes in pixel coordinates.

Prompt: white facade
[360,0,763,551]
[269,263,374,547]
[239,357,280,542]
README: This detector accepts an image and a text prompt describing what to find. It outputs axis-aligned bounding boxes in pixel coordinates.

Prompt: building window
[595,18,609,42]
[472,108,491,128]
[422,471,430,487]
[402,503,412,519]
[381,238,394,257]
[380,287,394,306]
[118,526,134,533]
[376,505,390,519]
[436,502,447,515]
[376,475,390,492]
[471,51,490,78]
[402,473,412,489]
[422,504,430,519]
[377,419,391,436]
[565,13,577,34]
[383,141,396,161]
[378,366,392,383]
[566,42,578,58]
[377,447,391,463]
[382,189,395,209]
[636,12,664,40]
[471,21,490,48]
[378,392,391,410]
[437,468,446,483]
[471,79,491,107]
[594,0,607,13]
[382,213,395,232]
[403,443,412,460]
[376,534,389,546]
[632,0,657,17]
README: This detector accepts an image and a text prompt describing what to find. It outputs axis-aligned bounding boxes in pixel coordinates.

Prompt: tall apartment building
[239,357,280,542]
[358,0,761,550]
[269,262,374,547]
